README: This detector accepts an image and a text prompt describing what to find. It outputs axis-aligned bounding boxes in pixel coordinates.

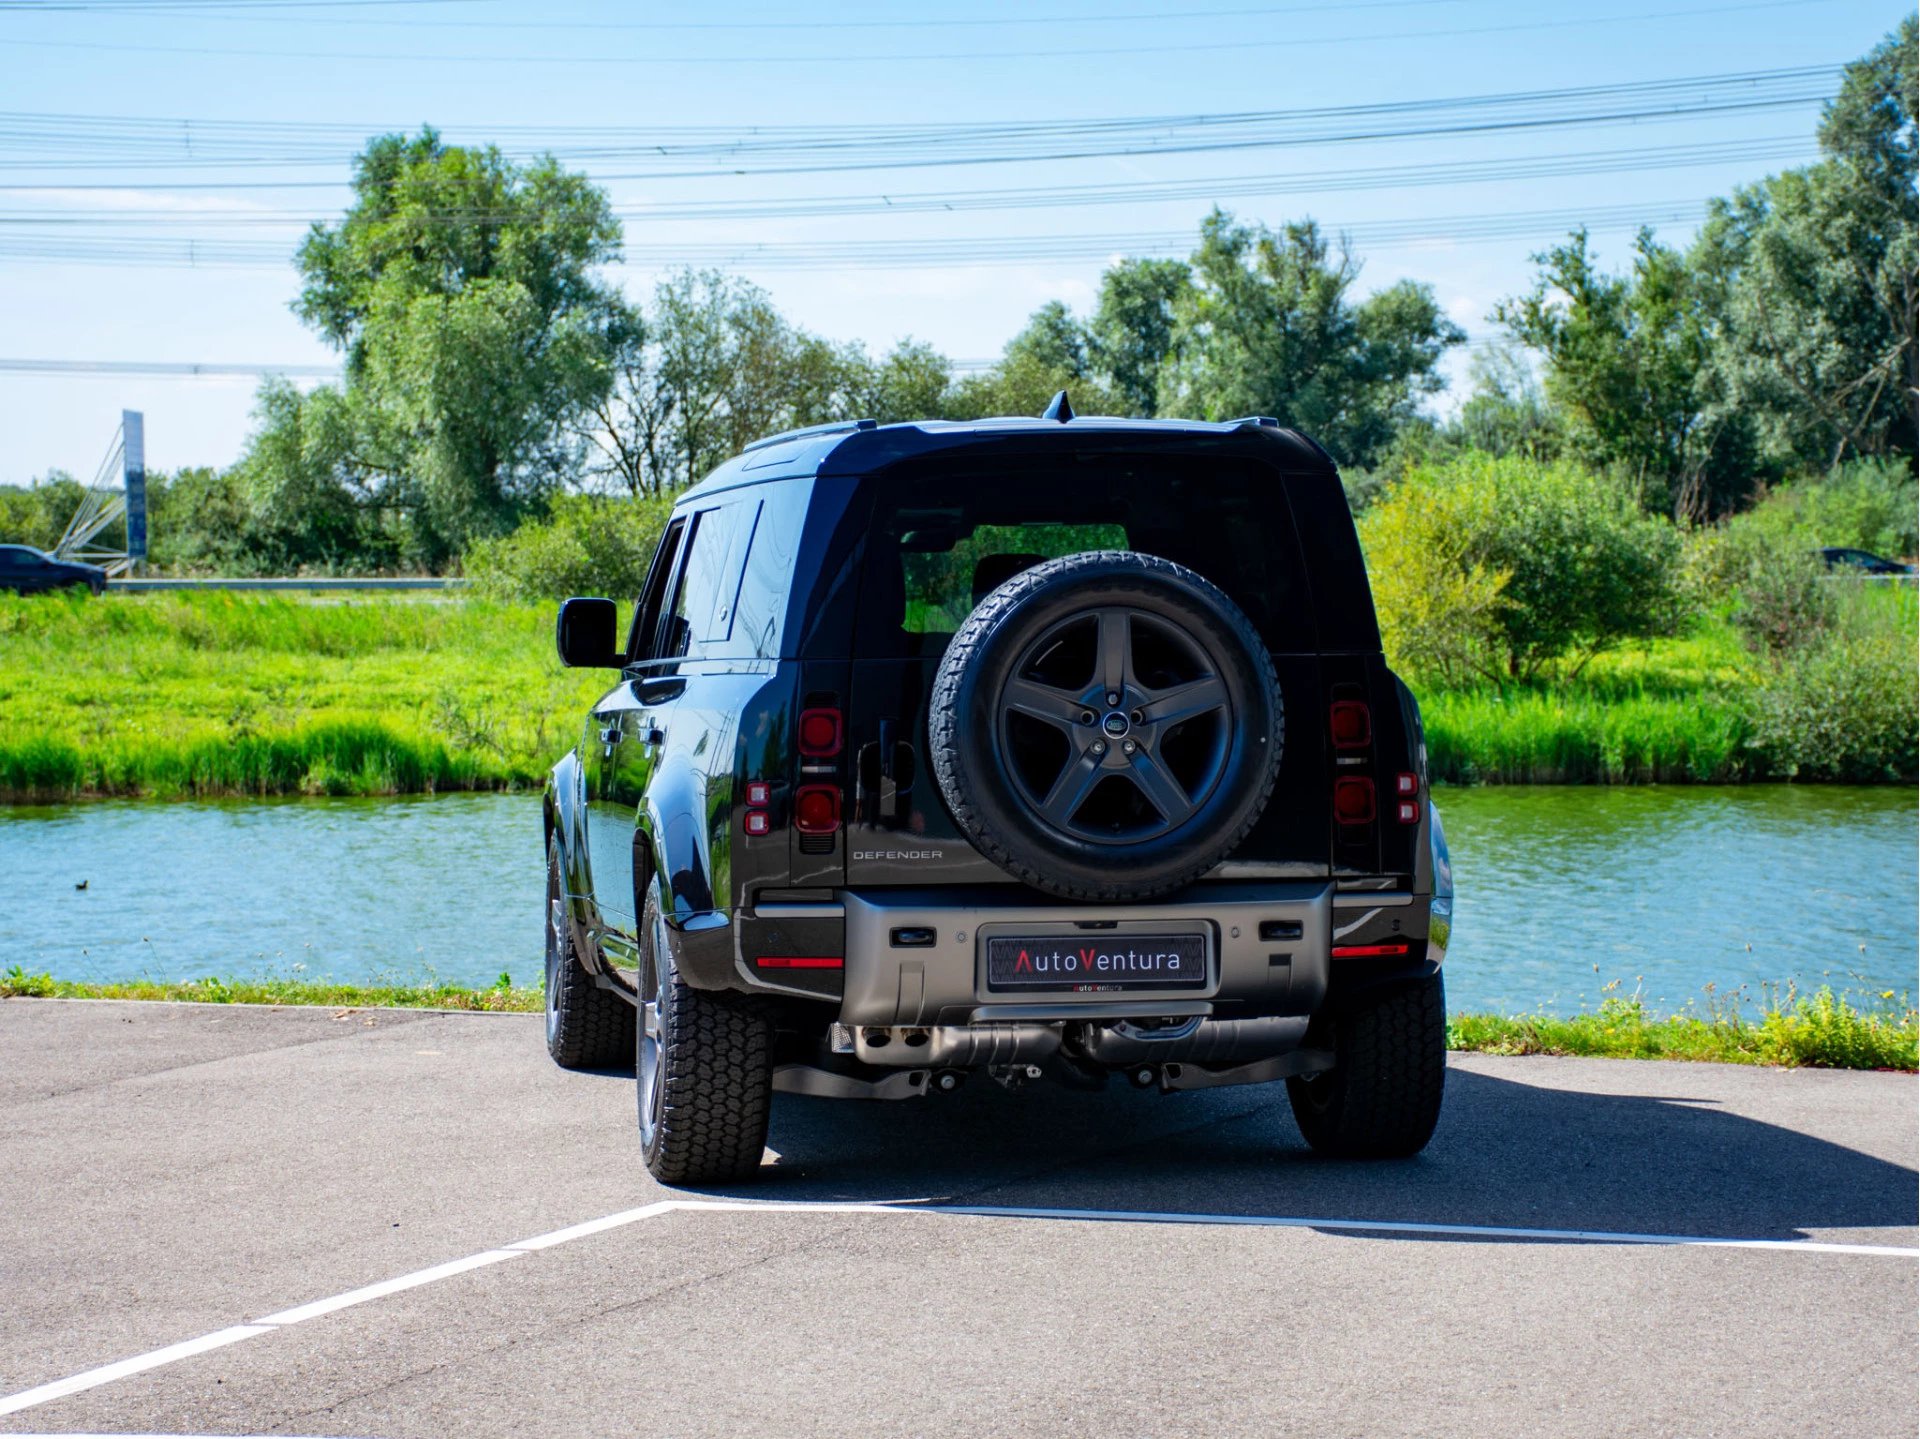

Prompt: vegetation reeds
[0,586,1911,799]
[4,967,1912,1071]
[0,965,542,1013]
[1449,987,1918,1072]
[0,589,603,800]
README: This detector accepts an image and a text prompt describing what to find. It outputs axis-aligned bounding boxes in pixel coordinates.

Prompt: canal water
[1,787,1914,1015]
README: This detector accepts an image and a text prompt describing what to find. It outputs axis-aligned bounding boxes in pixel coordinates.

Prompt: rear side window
[665,500,755,655]
[728,480,812,659]
[853,456,1319,658]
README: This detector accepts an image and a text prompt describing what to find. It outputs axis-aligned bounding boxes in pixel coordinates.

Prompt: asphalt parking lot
[1,999,1914,1438]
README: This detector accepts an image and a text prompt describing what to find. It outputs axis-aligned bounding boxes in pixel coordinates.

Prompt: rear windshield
[853,455,1319,658]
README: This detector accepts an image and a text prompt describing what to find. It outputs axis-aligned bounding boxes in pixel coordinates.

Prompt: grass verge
[1448,990,1918,1071]
[1,590,1911,797]
[0,589,603,801]
[0,966,541,1013]
[4,969,1912,1070]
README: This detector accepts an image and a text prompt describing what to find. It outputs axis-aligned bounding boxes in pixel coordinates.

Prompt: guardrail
[106,577,469,592]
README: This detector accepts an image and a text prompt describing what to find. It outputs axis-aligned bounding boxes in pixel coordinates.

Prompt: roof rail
[1229,415,1281,428]
[741,417,877,453]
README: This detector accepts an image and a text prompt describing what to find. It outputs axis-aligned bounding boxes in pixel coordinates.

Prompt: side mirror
[555,597,623,669]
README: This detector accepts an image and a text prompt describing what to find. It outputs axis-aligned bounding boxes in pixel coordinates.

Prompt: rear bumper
[837,882,1335,1028]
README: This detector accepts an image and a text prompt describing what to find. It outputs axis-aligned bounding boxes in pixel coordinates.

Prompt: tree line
[3,18,1911,577]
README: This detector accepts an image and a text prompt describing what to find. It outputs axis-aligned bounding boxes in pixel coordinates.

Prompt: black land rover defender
[543,403,1454,1185]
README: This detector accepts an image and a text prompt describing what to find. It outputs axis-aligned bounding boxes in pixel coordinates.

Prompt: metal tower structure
[55,410,147,576]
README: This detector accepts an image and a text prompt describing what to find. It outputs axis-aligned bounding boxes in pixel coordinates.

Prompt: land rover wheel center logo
[1102,711,1130,738]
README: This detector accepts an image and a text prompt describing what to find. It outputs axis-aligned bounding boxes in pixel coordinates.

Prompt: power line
[0,358,341,376]
[0,136,1816,227]
[0,0,1468,28]
[0,65,1840,189]
[0,198,1717,270]
[0,0,1838,67]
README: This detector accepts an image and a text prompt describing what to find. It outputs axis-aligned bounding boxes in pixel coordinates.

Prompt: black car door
[584,517,686,962]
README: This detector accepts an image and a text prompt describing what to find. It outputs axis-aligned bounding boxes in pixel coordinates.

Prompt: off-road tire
[544,839,635,1070]
[929,550,1283,902]
[638,887,775,1186]
[1287,971,1446,1158]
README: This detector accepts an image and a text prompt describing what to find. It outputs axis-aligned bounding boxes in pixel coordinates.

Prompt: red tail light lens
[798,708,844,758]
[744,811,771,837]
[1333,776,1376,825]
[1329,700,1371,749]
[755,956,844,970]
[1332,941,1410,958]
[1395,772,1419,796]
[794,784,841,834]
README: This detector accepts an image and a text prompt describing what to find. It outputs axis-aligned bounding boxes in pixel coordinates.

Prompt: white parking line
[2,1198,1913,1419]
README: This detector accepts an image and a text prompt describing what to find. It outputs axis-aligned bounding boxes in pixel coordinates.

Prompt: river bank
[2,590,1914,800]
[4,974,1912,1071]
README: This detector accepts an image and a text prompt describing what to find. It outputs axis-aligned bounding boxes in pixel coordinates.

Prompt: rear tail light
[794,784,841,834]
[1329,700,1371,749]
[1332,940,1410,958]
[1333,776,1376,825]
[1395,772,1420,824]
[755,955,844,970]
[798,707,844,758]
[744,780,771,835]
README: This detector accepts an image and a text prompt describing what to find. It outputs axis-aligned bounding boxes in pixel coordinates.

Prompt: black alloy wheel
[997,605,1234,845]
[931,550,1283,902]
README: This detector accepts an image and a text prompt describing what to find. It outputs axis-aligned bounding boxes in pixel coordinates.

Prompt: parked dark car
[0,544,106,595]
[1820,547,1916,577]
[542,403,1453,1184]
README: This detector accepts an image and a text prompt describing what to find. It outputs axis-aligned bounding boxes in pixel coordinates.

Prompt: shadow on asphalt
[681,1069,1917,1244]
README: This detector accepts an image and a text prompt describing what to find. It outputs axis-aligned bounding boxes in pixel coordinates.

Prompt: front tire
[637,885,774,1186]
[544,839,635,1069]
[1288,971,1446,1158]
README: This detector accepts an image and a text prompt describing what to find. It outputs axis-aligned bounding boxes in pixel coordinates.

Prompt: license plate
[985,934,1208,992]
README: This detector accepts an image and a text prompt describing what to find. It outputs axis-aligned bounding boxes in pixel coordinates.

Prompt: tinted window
[627,517,686,662]
[853,457,1318,659]
[729,481,812,659]
[665,504,744,655]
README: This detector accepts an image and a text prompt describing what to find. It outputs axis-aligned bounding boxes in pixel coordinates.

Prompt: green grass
[0,964,542,1012]
[0,589,605,800]
[1448,987,1918,1071]
[3,966,1911,1070]
[0,588,1909,797]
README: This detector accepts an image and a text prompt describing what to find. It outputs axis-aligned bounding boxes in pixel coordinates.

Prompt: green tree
[1089,257,1191,417]
[1495,228,1752,519]
[1158,210,1462,467]
[1694,18,1917,471]
[274,130,623,555]
[1446,342,1564,462]
[1361,455,1690,682]
[573,271,916,496]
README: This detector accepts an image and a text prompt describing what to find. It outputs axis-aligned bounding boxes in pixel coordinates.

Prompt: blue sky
[0,0,1901,486]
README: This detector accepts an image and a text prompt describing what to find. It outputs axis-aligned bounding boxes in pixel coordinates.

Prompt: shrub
[1728,534,1838,655]
[465,492,672,601]
[1733,457,1919,560]
[1743,603,1918,781]
[1361,454,1690,683]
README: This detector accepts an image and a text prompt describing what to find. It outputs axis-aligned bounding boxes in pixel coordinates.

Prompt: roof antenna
[1040,390,1074,423]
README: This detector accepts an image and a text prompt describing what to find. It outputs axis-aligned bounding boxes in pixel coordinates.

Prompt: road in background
[0,1000,1913,1437]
